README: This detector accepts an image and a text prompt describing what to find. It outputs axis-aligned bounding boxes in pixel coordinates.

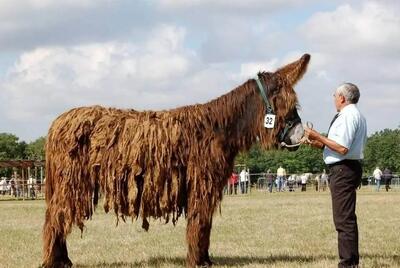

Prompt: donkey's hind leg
[42,205,73,268]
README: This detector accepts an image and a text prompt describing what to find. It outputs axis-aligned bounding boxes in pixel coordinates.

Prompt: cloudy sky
[0,0,399,142]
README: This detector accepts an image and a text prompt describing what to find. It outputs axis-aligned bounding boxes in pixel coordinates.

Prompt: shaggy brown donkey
[42,54,310,267]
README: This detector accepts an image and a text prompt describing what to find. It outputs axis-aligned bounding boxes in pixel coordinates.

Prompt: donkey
[42,54,310,267]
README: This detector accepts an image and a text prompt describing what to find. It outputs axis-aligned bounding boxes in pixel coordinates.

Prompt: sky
[0,0,399,142]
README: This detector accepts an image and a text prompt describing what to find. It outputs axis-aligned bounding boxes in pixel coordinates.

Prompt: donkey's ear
[275,54,310,86]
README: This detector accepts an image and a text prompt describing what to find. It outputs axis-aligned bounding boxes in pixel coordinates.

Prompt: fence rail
[1,174,399,200]
[0,182,46,200]
[224,173,400,195]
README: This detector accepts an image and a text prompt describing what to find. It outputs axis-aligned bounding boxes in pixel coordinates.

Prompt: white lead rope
[280,122,313,148]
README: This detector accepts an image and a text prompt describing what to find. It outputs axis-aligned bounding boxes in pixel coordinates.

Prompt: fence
[1,174,398,200]
[0,182,46,200]
[224,172,400,195]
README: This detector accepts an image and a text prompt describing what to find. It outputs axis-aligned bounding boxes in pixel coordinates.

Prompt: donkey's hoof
[42,259,72,268]
[197,260,213,267]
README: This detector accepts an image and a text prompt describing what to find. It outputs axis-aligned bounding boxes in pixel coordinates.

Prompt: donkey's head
[256,53,310,150]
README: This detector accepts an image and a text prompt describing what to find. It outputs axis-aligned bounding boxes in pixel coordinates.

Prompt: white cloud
[0,24,241,141]
[297,1,400,133]
[1,25,192,121]
[1,0,399,142]
[302,2,400,56]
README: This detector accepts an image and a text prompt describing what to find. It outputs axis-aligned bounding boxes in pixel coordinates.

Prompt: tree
[0,133,27,159]
[26,136,46,160]
[0,133,28,177]
[364,128,400,173]
[235,128,400,176]
[235,142,325,175]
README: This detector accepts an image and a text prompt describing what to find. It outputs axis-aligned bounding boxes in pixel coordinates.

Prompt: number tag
[264,114,275,128]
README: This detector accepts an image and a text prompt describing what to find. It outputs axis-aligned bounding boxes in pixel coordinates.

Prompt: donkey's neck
[202,79,263,153]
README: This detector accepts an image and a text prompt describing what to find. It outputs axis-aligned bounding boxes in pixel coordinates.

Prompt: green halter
[255,74,274,114]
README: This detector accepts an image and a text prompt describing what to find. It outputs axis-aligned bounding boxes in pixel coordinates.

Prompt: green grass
[0,187,399,267]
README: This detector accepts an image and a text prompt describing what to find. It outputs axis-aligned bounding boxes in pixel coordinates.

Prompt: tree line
[233,128,399,175]
[0,127,399,176]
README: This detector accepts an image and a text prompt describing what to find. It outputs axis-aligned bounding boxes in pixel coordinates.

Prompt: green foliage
[364,128,400,173]
[26,136,46,160]
[0,134,46,177]
[0,133,27,160]
[236,128,400,175]
[236,143,325,174]
[0,134,46,161]
[0,127,399,176]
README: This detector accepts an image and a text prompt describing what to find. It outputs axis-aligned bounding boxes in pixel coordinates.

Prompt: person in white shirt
[320,169,329,191]
[27,176,36,198]
[315,175,321,191]
[276,166,286,192]
[300,174,308,191]
[0,177,7,195]
[372,167,382,191]
[239,169,249,194]
[305,83,367,268]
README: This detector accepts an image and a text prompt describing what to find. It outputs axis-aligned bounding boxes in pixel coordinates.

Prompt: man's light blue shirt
[323,104,367,165]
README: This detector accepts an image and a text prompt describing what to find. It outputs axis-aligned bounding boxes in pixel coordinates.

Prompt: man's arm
[306,139,324,149]
[304,128,349,155]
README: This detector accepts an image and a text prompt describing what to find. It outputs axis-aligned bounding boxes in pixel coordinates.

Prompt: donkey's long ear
[275,54,310,86]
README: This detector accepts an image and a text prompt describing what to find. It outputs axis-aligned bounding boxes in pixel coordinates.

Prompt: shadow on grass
[73,253,400,267]
[74,254,338,267]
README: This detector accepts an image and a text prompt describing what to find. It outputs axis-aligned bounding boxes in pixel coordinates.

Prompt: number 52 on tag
[264,114,275,128]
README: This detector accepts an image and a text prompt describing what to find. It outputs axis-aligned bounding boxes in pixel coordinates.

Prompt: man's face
[333,92,345,112]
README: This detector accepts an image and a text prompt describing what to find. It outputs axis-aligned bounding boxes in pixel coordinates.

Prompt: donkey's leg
[186,199,214,267]
[200,218,213,266]
[42,205,73,268]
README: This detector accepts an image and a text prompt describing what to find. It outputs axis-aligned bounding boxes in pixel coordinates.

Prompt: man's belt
[327,159,361,168]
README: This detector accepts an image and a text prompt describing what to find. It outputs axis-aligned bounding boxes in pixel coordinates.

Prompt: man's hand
[305,139,324,149]
[304,127,320,141]
[304,127,324,149]
[303,126,349,155]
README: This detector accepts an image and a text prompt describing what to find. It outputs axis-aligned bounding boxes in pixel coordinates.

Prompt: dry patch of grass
[0,188,399,267]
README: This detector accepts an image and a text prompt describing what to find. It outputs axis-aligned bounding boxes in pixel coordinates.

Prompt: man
[27,176,36,199]
[382,167,393,192]
[276,166,286,192]
[0,177,7,195]
[300,173,308,192]
[321,169,329,191]
[239,169,249,194]
[305,83,367,268]
[372,167,382,191]
[265,169,275,193]
[315,174,321,191]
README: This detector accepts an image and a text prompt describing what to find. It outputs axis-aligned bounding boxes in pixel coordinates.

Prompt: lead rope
[280,122,314,148]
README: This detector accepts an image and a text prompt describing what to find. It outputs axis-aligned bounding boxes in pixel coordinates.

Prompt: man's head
[333,83,360,112]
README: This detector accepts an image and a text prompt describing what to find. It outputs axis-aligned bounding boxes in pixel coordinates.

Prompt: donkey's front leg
[42,207,73,268]
[186,202,214,267]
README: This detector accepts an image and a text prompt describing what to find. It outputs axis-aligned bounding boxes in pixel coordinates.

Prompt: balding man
[305,83,367,268]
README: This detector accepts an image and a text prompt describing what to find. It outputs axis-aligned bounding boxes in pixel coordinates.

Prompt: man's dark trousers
[329,160,362,268]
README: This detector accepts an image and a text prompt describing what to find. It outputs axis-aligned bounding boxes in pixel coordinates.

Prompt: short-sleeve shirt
[277,167,286,177]
[323,104,367,165]
[240,170,248,182]
[373,169,382,180]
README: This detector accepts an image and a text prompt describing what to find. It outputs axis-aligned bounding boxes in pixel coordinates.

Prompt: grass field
[0,187,399,268]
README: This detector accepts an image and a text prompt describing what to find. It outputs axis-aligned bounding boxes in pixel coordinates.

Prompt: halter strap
[255,74,274,114]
